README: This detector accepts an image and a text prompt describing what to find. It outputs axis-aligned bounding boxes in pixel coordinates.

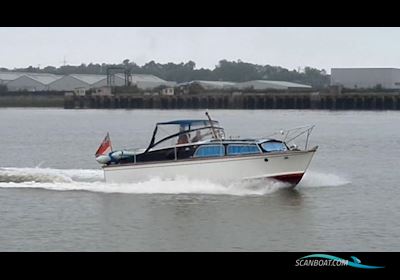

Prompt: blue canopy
[156,119,218,126]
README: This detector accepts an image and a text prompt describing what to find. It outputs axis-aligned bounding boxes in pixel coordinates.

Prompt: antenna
[205,110,218,140]
[62,56,67,67]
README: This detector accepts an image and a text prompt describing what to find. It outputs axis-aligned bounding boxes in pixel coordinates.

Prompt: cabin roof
[156,119,219,126]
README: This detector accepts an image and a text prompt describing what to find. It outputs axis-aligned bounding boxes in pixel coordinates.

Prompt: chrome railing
[261,125,315,150]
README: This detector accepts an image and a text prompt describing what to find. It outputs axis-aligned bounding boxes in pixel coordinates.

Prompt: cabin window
[194,145,224,157]
[227,144,261,155]
[261,141,287,152]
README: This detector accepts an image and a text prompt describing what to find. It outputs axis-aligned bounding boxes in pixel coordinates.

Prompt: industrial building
[48,74,123,91]
[131,74,176,89]
[49,74,176,91]
[178,80,236,90]
[0,72,62,90]
[235,80,312,91]
[7,73,62,91]
[331,68,400,89]
[177,79,312,93]
[1,70,311,93]
[0,72,26,85]
[1,71,176,92]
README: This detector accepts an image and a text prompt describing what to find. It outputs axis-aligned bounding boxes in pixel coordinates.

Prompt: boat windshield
[146,119,225,151]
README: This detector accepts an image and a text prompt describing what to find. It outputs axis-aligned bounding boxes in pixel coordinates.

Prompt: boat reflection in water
[95,112,318,187]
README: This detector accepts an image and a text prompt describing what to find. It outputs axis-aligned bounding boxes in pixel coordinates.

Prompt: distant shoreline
[1,91,400,110]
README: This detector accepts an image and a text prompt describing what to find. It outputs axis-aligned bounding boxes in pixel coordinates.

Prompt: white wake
[0,167,350,195]
[297,170,350,188]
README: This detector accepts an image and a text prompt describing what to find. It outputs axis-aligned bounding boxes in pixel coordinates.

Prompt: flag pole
[107,132,113,151]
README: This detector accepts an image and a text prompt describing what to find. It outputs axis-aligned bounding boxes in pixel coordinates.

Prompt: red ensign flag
[95,133,112,157]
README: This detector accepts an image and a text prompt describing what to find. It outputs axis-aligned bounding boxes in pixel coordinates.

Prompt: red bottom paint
[270,172,304,186]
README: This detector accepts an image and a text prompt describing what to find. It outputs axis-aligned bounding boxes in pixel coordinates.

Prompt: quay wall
[1,91,400,110]
[64,92,400,110]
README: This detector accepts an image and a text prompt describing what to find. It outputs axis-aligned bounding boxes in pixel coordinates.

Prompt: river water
[0,108,399,251]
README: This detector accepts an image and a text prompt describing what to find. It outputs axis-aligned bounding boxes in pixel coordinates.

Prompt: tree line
[1,59,330,88]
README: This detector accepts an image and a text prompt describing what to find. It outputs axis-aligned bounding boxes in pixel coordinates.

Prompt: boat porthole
[264,158,268,162]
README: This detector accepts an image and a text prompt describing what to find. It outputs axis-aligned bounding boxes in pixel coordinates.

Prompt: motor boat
[95,112,318,186]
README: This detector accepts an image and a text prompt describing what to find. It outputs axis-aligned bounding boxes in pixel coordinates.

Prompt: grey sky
[1,27,400,73]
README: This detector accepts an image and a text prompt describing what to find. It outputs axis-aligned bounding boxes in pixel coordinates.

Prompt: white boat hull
[103,147,317,186]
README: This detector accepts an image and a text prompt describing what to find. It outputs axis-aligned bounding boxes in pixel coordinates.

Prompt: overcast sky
[1,27,400,73]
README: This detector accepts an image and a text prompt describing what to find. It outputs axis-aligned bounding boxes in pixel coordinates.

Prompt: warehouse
[48,74,173,91]
[0,71,60,86]
[0,72,26,85]
[176,80,312,94]
[131,74,176,89]
[7,74,62,91]
[1,71,175,92]
[178,80,236,90]
[331,68,400,89]
[49,74,125,91]
[235,80,312,91]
